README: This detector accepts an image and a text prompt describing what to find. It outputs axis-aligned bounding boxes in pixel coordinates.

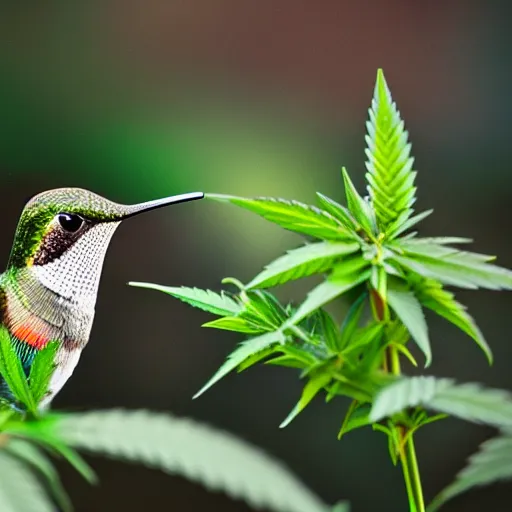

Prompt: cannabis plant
[1,69,512,512]
[132,70,512,511]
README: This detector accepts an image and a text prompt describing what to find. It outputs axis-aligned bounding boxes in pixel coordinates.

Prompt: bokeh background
[1,2,511,511]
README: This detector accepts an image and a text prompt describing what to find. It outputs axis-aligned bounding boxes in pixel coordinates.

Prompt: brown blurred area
[1,2,512,511]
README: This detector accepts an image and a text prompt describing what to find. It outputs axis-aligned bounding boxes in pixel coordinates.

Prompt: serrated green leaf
[387,285,431,366]
[266,356,308,369]
[428,432,512,511]
[128,283,241,316]
[412,276,492,363]
[394,240,494,262]
[341,168,375,235]
[247,242,360,289]
[338,401,371,440]
[370,377,512,427]
[280,373,333,428]
[5,438,72,512]
[5,419,97,484]
[55,409,336,512]
[206,194,353,240]
[342,322,384,356]
[393,344,418,367]
[241,291,288,330]
[0,449,56,512]
[310,309,341,353]
[194,331,286,398]
[386,209,433,239]
[315,193,358,232]
[237,346,279,371]
[338,293,367,350]
[202,316,262,334]
[29,342,59,405]
[268,345,319,369]
[365,69,416,232]
[0,325,36,412]
[287,260,371,325]
[405,237,473,246]
[391,241,512,290]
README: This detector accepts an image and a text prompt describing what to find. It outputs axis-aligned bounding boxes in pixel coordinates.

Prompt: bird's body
[0,187,202,410]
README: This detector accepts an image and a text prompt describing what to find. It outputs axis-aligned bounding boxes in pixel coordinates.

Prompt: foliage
[0,350,342,512]
[1,68,511,512]
[131,69,512,511]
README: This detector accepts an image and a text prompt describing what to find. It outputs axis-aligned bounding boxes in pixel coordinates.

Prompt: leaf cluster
[0,285,341,512]
[130,69,512,509]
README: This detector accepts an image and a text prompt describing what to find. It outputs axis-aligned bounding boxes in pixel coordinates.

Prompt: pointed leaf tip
[375,69,391,102]
[366,67,417,232]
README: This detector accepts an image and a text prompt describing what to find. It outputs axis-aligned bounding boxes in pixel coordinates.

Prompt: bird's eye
[57,213,84,233]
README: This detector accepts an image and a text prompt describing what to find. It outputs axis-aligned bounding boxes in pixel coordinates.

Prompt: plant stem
[370,284,426,511]
[405,435,425,512]
[388,344,425,512]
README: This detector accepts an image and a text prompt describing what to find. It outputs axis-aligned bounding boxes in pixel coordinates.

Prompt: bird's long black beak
[121,192,204,219]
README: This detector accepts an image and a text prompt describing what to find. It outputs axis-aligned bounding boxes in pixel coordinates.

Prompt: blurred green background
[1,2,511,511]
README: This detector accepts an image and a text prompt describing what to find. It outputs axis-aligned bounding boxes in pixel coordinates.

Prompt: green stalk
[371,281,425,512]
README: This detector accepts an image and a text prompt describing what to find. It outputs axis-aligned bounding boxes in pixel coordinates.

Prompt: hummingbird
[0,187,203,410]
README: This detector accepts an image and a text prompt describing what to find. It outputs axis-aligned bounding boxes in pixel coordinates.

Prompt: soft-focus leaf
[5,438,72,512]
[206,194,353,240]
[365,70,417,232]
[370,377,512,427]
[55,409,337,512]
[0,449,55,512]
[247,242,360,289]
[341,168,375,235]
[428,431,512,511]
[194,331,286,398]
[0,325,36,412]
[29,342,59,405]
[128,283,241,316]
[5,419,97,484]
[387,285,431,366]
[280,373,333,428]
[288,259,371,325]
[412,276,492,363]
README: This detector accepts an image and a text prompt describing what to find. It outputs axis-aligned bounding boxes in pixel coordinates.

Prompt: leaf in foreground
[0,449,55,512]
[194,330,286,398]
[428,431,512,511]
[29,341,59,404]
[54,409,344,512]
[128,283,241,316]
[5,438,72,512]
[0,325,36,412]
[370,377,512,428]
